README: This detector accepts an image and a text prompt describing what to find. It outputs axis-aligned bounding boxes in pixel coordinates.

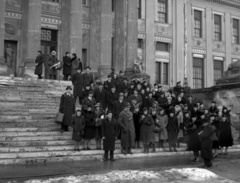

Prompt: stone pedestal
[23,0,42,78]
[90,0,112,75]
[0,0,8,76]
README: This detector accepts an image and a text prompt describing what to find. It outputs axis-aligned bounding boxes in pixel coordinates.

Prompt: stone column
[70,0,82,59]
[23,0,41,78]
[0,0,8,76]
[115,0,138,74]
[145,0,155,84]
[90,0,112,75]
[125,0,138,74]
[225,12,231,70]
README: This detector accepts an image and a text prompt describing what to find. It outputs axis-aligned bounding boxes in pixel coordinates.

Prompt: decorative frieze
[192,37,206,50]
[138,19,145,33]
[41,17,61,24]
[138,34,145,39]
[212,52,225,57]
[192,49,206,54]
[154,23,172,37]
[232,44,240,55]
[83,23,90,29]
[154,36,172,43]
[213,41,225,53]
[5,12,22,19]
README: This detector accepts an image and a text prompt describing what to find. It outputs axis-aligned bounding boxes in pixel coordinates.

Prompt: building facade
[0,0,240,88]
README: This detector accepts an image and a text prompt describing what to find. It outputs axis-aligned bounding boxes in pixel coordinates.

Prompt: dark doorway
[4,40,17,76]
[41,28,58,79]
[82,49,87,69]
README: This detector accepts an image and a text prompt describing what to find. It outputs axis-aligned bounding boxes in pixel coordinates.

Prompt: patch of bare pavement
[2,152,240,183]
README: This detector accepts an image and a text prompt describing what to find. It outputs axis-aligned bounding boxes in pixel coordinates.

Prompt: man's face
[119,96,124,101]
[170,113,174,117]
[99,85,103,90]
[67,54,70,57]
[111,87,116,93]
[211,103,216,107]
[107,113,113,119]
[86,68,90,73]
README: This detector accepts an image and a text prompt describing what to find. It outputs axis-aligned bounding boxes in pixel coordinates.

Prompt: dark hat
[209,113,215,118]
[124,89,128,93]
[169,109,175,114]
[159,91,164,95]
[125,102,131,108]
[85,66,91,70]
[87,104,93,108]
[38,50,42,54]
[107,74,111,78]
[97,82,103,85]
[159,107,164,111]
[65,51,70,55]
[154,83,158,86]
[211,101,216,104]
[119,70,124,74]
[193,104,198,108]
[143,107,148,112]
[89,90,94,95]
[184,104,188,107]
[188,95,192,98]
[76,109,82,112]
[177,81,181,84]
[66,86,72,90]
[95,103,101,107]
[151,107,157,111]
[106,110,113,114]
[158,86,162,89]
[111,85,116,89]
[72,53,77,57]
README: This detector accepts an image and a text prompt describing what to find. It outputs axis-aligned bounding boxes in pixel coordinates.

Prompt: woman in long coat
[71,110,85,151]
[94,103,104,150]
[62,51,72,80]
[59,86,75,132]
[102,111,118,161]
[157,108,168,149]
[139,108,154,153]
[133,106,141,148]
[167,110,179,152]
[72,66,84,104]
[34,50,44,79]
[117,103,135,154]
[83,105,96,150]
[219,115,233,155]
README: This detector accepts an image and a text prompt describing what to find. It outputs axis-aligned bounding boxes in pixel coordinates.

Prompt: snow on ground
[24,168,236,183]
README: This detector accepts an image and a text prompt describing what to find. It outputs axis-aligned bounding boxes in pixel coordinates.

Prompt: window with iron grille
[214,14,222,41]
[138,39,143,49]
[157,0,168,23]
[214,60,223,84]
[41,29,58,42]
[233,19,239,44]
[156,42,169,52]
[194,10,202,38]
[155,62,169,85]
[138,0,142,19]
[193,57,204,89]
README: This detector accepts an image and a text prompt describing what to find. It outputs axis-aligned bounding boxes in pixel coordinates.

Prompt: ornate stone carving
[138,19,145,33]
[213,41,225,53]
[83,7,90,21]
[154,23,173,37]
[42,1,61,16]
[5,23,16,35]
[5,12,22,19]
[232,44,240,55]
[6,0,22,11]
[192,37,206,50]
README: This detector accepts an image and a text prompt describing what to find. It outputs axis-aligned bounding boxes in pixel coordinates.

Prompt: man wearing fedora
[34,50,44,79]
[62,51,72,81]
[48,50,59,80]
[72,65,84,105]
[113,92,126,120]
[59,86,75,132]
[118,102,135,155]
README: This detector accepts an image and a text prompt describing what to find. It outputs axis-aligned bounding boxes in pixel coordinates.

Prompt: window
[138,0,142,19]
[155,62,169,85]
[194,10,202,38]
[83,0,87,6]
[157,0,168,23]
[156,42,169,52]
[214,14,222,41]
[41,29,58,42]
[214,60,223,84]
[193,57,204,89]
[233,19,239,44]
[138,39,143,49]
[112,0,115,12]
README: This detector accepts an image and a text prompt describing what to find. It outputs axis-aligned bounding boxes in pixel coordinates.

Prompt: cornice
[205,0,240,9]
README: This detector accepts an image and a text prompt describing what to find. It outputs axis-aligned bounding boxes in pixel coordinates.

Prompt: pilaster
[145,0,155,84]
[225,12,231,70]
[0,0,8,75]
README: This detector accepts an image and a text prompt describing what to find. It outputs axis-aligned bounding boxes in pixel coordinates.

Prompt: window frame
[192,57,204,89]
[156,42,169,52]
[157,0,168,23]
[155,61,169,85]
[194,10,202,38]
[214,14,222,41]
[233,18,239,44]
[213,59,224,84]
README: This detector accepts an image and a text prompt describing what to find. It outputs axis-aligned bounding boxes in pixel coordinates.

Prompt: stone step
[0,131,72,137]
[0,140,75,147]
[2,111,58,115]
[0,135,72,142]
[0,127,62,132]
[0,122,58,128]
[0,119,56,123]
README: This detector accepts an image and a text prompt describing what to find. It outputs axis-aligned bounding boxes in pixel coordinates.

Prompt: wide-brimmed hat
[66,86,72,90]
[88,90,94,95]
[125,102,131,108]
[106,110,113,114]
[95,103,101,107]
[119,92,124,97]
[37,50,42,54]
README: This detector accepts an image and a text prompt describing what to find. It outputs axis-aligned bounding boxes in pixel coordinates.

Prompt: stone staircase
[0,77,239,165]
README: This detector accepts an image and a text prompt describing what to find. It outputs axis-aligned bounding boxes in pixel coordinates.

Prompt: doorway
[4,40,17,76]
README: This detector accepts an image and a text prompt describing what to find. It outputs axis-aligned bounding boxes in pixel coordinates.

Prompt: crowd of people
[58,63,234,167]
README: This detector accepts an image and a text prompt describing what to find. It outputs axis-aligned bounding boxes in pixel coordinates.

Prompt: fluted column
[0,0,8,75]
[26,0,41,63]
[70,0,82,58]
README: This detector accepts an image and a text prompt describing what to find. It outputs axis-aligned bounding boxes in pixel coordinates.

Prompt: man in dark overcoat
[82,90,96,111]
[113,93,125,120]
[107,85,119,112]
[82,66,93,88]
[94,82,107,111]
[62,51,72,81]
[71,53,82,77]
[48,51,59,80]
[198,117,214,167]
[59,86,75,132]
[117,102,135,154]
[34,50,44,79]
[72,65,84,104]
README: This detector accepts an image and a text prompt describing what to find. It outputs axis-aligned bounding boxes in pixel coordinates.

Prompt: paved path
[1,152,240,182]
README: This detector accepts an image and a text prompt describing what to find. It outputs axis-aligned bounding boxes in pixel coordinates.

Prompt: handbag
[55,112,64,123]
